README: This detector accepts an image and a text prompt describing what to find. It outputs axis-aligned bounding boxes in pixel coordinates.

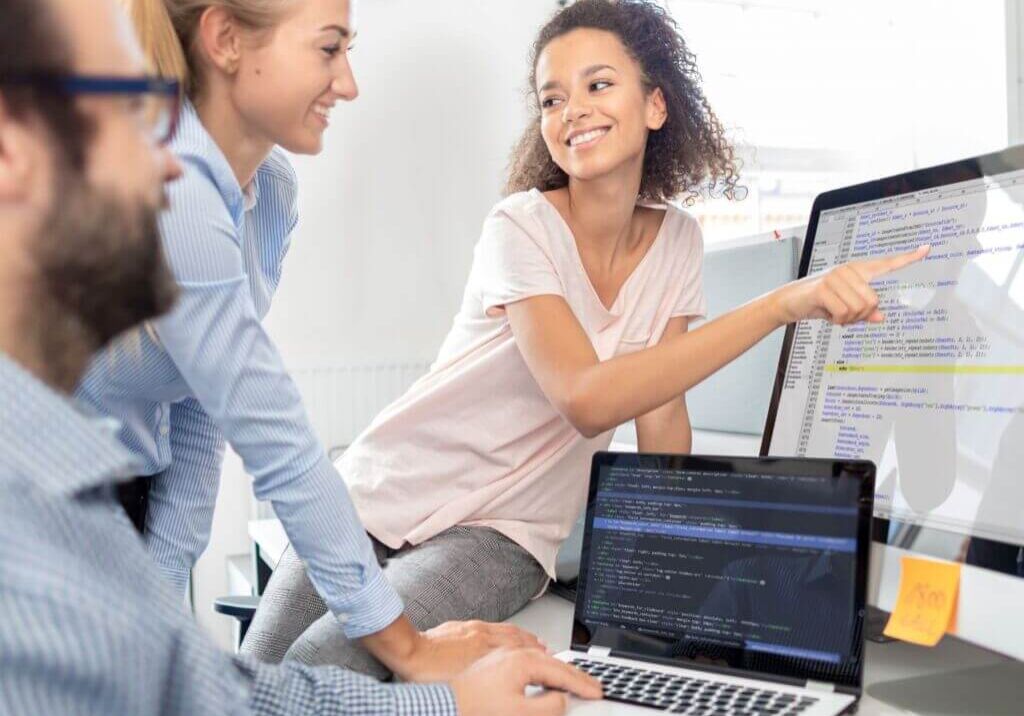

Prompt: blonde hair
[121,0,289,98]
[114,1,288,354]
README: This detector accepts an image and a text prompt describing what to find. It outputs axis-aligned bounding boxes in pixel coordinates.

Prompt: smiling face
[535,28,666,187]
[229,0,358,155]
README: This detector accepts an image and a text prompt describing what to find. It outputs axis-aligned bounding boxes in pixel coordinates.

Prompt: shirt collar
[171,101,252,229]
[0,353,141,496]
[243,173,260,213]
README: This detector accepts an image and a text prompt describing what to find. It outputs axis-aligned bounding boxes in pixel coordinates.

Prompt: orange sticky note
[883,556,961,646]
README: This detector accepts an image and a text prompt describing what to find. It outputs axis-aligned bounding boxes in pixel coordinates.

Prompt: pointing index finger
[855,244,930,281]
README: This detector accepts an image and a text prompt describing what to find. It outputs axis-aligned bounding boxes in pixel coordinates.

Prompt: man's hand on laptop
[363,616,546,682]
[771,244,931,326]
[452,648,603,716]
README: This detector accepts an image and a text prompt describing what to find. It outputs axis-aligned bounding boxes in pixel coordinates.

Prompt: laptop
[554,451,874,715]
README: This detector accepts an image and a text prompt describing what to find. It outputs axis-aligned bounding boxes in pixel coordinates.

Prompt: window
[667,0,1009,243]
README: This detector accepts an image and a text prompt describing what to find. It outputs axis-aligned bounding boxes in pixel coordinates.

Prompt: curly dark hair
[506,0,741,204]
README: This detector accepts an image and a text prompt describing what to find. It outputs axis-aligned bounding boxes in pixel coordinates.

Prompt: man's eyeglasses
[0,74,181,146]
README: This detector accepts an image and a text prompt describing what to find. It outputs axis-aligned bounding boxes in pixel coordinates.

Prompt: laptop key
[572,657,816,715]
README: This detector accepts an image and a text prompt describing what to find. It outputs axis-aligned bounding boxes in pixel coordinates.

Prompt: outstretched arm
[507,246,930,437]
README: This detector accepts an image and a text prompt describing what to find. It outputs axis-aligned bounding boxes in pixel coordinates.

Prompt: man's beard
[28,170,179,390]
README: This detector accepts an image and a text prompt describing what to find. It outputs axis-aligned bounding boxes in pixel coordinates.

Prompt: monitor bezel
[571,451,875,694]
[760,143,1024,459]
[758,143,1024,579]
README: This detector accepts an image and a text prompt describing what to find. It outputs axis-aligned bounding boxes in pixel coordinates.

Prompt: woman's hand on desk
[770,244,930,326]
[360,615,546,682]
[452,648,603,716]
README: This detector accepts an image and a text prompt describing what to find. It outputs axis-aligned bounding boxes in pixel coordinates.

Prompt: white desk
[248,518,1022,714]
[508,593,1022,715]
[248,430,1023,713]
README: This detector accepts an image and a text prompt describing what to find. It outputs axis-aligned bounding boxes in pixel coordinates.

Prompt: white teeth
[569,128,608,147]
[314,105,331,119]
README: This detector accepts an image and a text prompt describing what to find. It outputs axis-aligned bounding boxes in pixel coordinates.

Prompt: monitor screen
[763,152,1024,577]
[573,453,873,690]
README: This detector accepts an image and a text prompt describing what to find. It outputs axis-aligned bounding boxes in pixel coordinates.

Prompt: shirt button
[159,423,170,437]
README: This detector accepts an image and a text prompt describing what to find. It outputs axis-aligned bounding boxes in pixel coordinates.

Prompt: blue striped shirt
[75,103,403,639]
[0,353,457,716]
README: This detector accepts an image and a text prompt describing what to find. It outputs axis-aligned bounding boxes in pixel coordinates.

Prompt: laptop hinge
[805,680,835,693]
[587,646,612,658]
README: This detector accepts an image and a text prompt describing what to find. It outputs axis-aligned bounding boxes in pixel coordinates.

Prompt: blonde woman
[76,0,552,690]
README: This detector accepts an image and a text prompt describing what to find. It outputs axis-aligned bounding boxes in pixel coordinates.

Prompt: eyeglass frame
[0,73,182,146]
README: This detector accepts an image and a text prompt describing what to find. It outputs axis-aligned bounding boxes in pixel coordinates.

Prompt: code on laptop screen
[573,454,871,688]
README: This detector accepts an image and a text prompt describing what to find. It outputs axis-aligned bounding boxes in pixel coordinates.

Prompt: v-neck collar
[531,188,673,317]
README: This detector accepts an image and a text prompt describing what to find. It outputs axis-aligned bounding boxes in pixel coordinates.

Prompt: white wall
[264,0,563,369]
[192,449,253,648]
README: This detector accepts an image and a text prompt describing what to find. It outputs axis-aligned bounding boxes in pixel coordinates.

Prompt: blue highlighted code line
[746,641,842,664]
[596,491,858,516]
[592,518,856,553]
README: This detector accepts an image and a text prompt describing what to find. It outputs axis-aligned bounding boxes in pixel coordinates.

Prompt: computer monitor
[760,145,1024,661]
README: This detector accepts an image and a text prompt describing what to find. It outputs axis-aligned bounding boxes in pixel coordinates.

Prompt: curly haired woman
[242,0,927,677]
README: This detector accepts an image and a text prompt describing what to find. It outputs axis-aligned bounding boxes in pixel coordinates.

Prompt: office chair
[213,595,261,650]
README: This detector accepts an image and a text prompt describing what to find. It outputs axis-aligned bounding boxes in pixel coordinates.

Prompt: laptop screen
[573,453,874,691]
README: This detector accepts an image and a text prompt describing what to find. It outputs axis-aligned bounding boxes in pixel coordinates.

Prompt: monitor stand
[864,604,897,644]
[867,661,1024,715]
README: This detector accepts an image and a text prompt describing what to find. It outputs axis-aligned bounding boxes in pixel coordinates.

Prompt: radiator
[291,362,431,457]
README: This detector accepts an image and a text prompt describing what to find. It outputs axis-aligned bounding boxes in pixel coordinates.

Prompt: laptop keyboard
[570,657,820,715]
